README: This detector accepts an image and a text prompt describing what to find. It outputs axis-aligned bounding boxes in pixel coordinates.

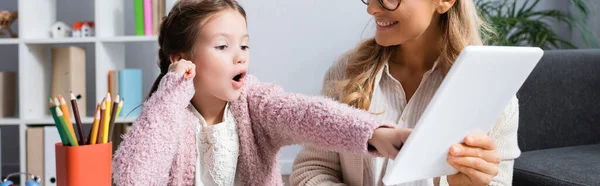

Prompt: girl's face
[191,9,249,102]
[367,0,440,46]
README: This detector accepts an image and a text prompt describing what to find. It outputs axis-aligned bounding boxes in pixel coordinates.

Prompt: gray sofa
[513,49,600,185]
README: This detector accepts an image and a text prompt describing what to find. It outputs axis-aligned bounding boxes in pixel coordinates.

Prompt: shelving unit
[0,0,160,184]
[0,36,159,45]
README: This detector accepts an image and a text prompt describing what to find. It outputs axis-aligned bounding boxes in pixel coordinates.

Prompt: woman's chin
[375,36,404,47]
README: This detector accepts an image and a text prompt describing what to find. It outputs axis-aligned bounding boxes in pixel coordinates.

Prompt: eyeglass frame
[361,0,401,11]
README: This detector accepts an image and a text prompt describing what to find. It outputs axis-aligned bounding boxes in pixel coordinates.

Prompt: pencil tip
[56,107,63,115]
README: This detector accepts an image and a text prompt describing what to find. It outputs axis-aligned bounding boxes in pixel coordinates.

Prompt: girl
[112,0,412,185]
[291,0,519,186]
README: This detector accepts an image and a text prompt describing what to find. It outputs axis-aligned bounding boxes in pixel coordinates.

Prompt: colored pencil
[88,103,101,144]
[54,97,77,143]
[97,101,106,144]
[116,98,124,118]
[57,96,77,143]
[102,93,112,143]
[56,107,78,146]
[108,95,120,143]
[89,109,101,145]
[70,92,86,145]
[111,98,124,140]
[49,98,69,145]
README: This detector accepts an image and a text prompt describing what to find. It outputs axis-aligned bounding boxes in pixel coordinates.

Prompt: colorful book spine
[134,0,145,36]
[144,0,153,36]
[119,69,143,117]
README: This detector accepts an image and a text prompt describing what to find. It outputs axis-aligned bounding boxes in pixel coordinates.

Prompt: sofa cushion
[513,144,600,186]
[517,49,600,151]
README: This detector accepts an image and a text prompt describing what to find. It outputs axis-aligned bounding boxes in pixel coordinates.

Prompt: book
[152,0,161,35]
[27,127,45,186]
[108,70,119,101]
[134,0,145,36]
[158,0,166,27]
[118,69,143,117]
[144,0,153,36]
[0,72,16,117]
[51,46,87,117]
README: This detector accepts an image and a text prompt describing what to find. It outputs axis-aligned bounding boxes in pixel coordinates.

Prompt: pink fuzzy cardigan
[112,72,385,186]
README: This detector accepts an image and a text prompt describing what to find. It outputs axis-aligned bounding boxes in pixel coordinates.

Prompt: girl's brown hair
[148,0,246,98]
[337,0,493,110]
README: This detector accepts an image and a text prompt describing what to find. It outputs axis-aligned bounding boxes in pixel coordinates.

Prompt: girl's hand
[447,133,501,186]
[168,59,196,80]
[368,127,412,158]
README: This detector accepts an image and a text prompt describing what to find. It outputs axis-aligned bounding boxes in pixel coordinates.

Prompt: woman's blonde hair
[337,0,494,110]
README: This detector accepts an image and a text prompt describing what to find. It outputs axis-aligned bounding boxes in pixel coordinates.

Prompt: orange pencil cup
[55,142,112,186]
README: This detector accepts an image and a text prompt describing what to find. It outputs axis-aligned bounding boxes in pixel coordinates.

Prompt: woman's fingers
[452,164,494,185]
[447,156,496,185]
[448,156,499,176]
[449,144,501,163]
[464,133,496,150]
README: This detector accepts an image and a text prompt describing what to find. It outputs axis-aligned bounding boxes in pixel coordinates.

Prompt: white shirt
[365,60,444,186]
[190,104,242,186]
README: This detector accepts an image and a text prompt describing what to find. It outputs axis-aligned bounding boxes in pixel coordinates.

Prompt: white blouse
[189,104,242,186]
[365,60,444,186]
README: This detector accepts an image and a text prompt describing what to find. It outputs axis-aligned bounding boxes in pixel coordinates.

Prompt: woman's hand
[447,133,501,186]
[368,127,412,159]
[168,59,196,80]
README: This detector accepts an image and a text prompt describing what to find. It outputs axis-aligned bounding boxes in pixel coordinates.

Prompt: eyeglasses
[361,0,401,11]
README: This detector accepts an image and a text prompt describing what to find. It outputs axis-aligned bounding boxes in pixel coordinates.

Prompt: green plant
[476,0,599,49]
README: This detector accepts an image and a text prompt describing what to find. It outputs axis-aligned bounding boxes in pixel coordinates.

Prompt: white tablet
[382,46,543,185]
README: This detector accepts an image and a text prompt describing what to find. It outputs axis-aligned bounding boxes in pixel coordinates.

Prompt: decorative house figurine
[72,23,80,38]
[50,21,71,38]
[0,10,18,38]
[73,21,94,38]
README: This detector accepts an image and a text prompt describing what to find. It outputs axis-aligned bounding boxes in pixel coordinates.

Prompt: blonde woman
[290,0,520,185]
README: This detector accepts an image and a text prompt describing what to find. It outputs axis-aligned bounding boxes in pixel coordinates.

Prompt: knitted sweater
[112,72,388,186]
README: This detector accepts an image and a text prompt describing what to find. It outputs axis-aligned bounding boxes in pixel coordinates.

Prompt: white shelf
[99,35,158,43]
[22,36,157,45]
[4,0,161,183]
[0,118,21,125]
[0,39,20,45]
[25,116,138,126]
[0,36,157,45]
[24,37,97,44]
